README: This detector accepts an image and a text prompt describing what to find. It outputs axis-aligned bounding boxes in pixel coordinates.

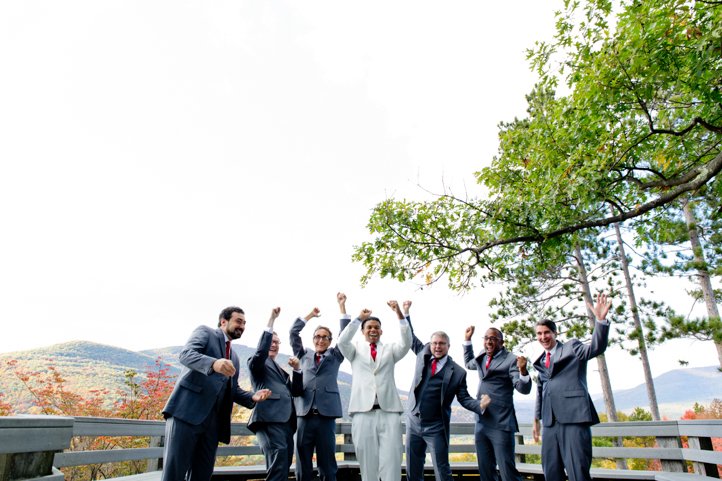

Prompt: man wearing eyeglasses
[463,326,531,481]
[402,301,490,481]
[247,308,304,481]
[289,293,351,481]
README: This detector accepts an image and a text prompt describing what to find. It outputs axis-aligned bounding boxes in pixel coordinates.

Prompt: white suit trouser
[351,409,403,481]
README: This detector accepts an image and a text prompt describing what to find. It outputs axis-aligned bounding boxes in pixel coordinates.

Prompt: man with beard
[463,325,531,481]
[289,293,350,481]
[247,308,304,481]
[161,306,272,481]
[337,298,411,481]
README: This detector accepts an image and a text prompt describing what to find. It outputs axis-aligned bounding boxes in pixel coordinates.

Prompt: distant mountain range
[510,365,721,423]
[1,341,718,421]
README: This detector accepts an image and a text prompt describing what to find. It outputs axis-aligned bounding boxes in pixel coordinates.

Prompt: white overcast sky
[1,1,718,400]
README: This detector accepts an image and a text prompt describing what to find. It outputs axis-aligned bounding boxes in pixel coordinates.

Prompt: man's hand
[402,300,412,315]
[305,307,321,321]
[212,359,236,377]
[387,300,403,319]
[532,419,541,443]
[252,389,272,403]
[517,356,528,375]
[587,292,612,321]
[267,307,281,327]
[479,394,491,411]
[465,326,475,341]
[288,356,300,370]
[359,309,372,321]
[337,292,347,315]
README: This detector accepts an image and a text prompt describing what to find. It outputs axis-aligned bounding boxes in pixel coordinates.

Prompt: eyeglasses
[271,339,282,345]
[430,341,448,346]
[483,336,501,342]
[313,335,331,341]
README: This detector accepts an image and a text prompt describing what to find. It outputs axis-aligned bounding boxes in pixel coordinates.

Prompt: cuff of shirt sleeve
[462,340,472,346]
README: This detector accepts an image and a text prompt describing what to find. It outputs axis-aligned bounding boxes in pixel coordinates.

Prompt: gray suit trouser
[256,422,294,481]
[405,414,451,481]
[541,422,593,481]
[161,410,219,481]
[295,414,338,481]
[474,422,522,481]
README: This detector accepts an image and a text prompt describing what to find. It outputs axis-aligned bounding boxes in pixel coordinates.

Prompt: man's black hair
[361,316,381,330]
[218,306,245,327]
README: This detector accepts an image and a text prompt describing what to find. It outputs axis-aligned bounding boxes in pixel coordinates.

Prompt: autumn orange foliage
[2,358,175,480]
[679,399,722,477]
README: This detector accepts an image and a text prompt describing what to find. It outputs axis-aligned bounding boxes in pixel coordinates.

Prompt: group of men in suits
[160,293,612,481]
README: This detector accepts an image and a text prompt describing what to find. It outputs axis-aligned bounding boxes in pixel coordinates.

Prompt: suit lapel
[550,341,563,375]
[441,359,453,397]
[215,329,226,357]
[489,348,507,373]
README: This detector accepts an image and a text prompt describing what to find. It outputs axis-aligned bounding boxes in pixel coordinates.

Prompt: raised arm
[390,300,423,354]
[463,326,478,370]
[248,308,281,378]
[338,307,371,361]
[391,301,412,361]
[338,292,351,335]
[575,292,612,360]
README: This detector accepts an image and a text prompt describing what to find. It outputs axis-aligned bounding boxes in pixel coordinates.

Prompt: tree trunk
[574,244,627,469]
[574,244,619,420]
[682,199,722,369]
[612,219,661,420]
[573,244,627,469]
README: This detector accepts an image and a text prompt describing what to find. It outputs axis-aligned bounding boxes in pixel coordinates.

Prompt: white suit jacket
[337,317,412,414]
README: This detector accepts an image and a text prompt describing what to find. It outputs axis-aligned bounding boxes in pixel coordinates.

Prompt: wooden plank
[676,421,722,438]
[54,447,163,467]
[655,473,720,481]
[106,472,162,481]
[72,418,165,437]
[215,446,263,456]
[0,416,74,455]
[680,447,722,465]
[592,447,684,460]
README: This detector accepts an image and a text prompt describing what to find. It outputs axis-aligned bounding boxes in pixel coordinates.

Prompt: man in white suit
[337,300,412,481]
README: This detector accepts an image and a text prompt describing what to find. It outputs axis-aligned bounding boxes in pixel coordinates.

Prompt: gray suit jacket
[247,330,303,433]
[407,317,481,440]
[533,320,610,427]
[464,345,531,432]
[289,317,349,418]
[162,325,255,444]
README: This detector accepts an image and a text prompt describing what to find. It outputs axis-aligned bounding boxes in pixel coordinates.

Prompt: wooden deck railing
[1,416,720,481]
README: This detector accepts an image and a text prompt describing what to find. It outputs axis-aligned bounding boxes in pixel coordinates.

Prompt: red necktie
[370,343,377,361]
[226,341,231,360]
[315,353,321,366]
[545,351,551,368]
[485,354,492,369]
[431,358,438,375]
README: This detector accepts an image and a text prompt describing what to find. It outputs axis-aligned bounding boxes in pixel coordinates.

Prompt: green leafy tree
[354,0,722,290]
[634,187,722,368]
